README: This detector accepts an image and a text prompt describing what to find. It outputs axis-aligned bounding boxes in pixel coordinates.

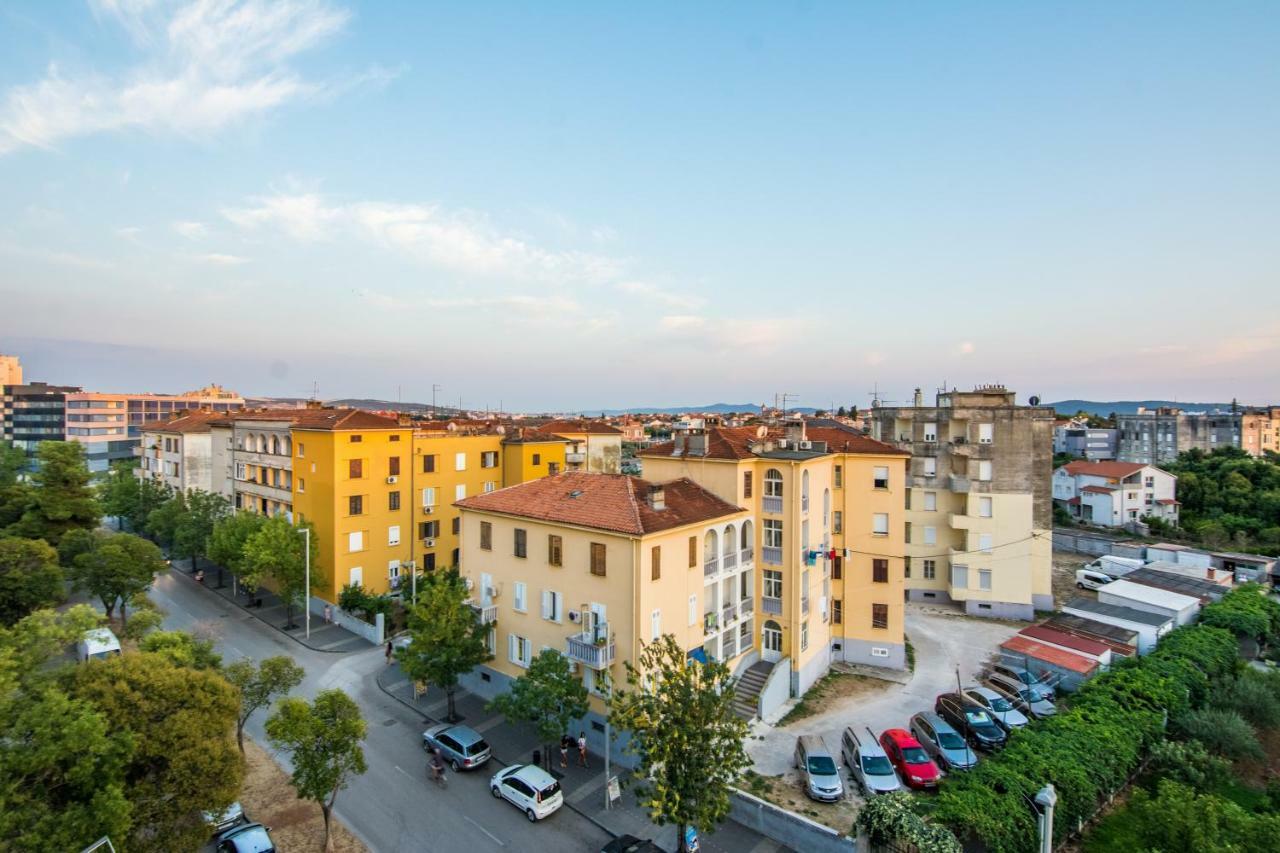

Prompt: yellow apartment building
[533,419,623,473]
[455,472,750,752]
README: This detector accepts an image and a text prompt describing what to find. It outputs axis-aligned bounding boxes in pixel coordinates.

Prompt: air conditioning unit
[423,506,434,514]
[386,476,398,484]
[423,538,436,547]
[568,609,582,623]
[485,585,500,599]
[799,440,813,450]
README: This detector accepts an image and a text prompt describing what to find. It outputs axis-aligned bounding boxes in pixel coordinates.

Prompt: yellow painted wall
[832,453,908,650]
[500,440,568,484]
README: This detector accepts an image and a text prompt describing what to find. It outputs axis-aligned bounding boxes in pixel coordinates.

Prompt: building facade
[1052,460,1178,528]
[534,420,623,473]
[0,354,22,387]
[869,386,1055,620]
[1116,408,1241,465]
[0,382,81,469]
[1053,423,1118,461]
[135,411,224,493]
[1242,408,1280,458]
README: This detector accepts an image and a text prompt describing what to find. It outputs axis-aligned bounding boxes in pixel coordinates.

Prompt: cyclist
[429,748,446,786]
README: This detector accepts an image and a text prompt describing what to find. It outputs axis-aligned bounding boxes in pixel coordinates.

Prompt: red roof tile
[1000,636,1098,675]
[1081,485,1117,494]
[214,407,403,431]
[148,410,225,433]
[640,425,904,460]
[1061,460,1147,478]
[455,472,744,536]
[535,419,622,436]
[1156,498,1179,505]
[1019,624,1111,658]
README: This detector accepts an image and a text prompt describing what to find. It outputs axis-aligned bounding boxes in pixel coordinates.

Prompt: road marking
[395,765,412,779]
[464,815,504,847]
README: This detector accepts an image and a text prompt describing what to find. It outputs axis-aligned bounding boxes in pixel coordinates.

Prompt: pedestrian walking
[385,640,393,665]
[323,605,332,624]
[560,734,571,769]
[577,731,589,768]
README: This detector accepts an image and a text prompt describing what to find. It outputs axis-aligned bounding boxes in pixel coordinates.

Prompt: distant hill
[582,403,820,417]
[1049,400,1235,417]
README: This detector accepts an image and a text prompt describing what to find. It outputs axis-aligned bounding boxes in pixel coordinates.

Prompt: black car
[934,692,1007,752]
[602,835,662,853]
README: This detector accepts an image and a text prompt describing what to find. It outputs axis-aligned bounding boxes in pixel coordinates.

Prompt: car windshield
[807,756,837,775]
[902,746,931,764]
[965,710,993,726]
[989,696,1014,712]
[937,731,967,750]
[862,755,894,775]
[537,781,561,801]
[466,739,489,755]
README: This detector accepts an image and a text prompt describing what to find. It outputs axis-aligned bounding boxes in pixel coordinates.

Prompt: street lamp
[1035,783,1057,853]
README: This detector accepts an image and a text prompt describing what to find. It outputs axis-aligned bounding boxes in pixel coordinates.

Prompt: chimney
[688,431,708,457]
[305,399,323,409]
[913,388,924,407]
[672,433,686,457]
[648,484,665,511]
[1206,567,1216,582]
[397,413,412,426]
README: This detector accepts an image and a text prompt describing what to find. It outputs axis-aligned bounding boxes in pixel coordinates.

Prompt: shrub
[1201,583,1280,642]
[856,792,961,853]
[1175,708,1263,762]
[1146,739,1232,790]
[1212,668,1280,730]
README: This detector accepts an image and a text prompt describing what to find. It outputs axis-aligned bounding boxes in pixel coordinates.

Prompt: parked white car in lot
[490,764,563,822]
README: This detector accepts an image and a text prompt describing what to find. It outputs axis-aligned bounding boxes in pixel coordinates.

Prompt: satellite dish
[1029,395,1041,406]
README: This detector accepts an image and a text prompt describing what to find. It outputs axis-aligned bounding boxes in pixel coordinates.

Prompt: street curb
[374,669,624,844]
[168,565,353,654]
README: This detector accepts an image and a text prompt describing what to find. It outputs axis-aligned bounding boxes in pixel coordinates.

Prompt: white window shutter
[541,590,552,619]
[508,633,517,663]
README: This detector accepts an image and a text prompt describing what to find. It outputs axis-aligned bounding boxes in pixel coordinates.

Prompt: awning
[687,647,708,664]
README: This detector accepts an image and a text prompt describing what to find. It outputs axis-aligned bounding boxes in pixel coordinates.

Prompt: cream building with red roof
[1052,459,1178,528]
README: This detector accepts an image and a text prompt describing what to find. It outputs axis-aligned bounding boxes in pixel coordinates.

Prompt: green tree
[0,537,65,624]
[1176,707,1263,762]
[397,568,492,722]
[71,649,242,853]
[608,634,751,852]
[9,441,99,544]
[0,440,25,486]
[266,689,367,853]
[145,490,187,554]
[98,460,141,530]
[224,655,306,755]
[0,480,32,531]
[208,510,267,589]
[56,526,103,568]
[243,516,318,629]
[489,648,589,773]
[69,532,166,626]
[174,489,230,573]
[139,630,223,671]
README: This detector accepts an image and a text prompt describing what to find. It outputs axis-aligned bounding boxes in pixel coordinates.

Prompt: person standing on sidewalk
[385,640,394,665]
[559,734,571,769]
[577,731,589,768]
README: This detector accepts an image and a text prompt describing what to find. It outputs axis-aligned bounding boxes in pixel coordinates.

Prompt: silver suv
[840,727,901,796]
[908,712,977,772]
[795,735,843,802]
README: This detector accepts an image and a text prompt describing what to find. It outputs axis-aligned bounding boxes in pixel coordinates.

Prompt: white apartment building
[1052,461,1178,528]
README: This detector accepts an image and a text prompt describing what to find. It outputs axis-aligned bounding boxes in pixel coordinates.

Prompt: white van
[77,627,122,662]
[1083,556,1143,578]
[1076,569,1114,591]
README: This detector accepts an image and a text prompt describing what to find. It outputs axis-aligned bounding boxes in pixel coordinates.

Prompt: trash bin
[533,749,542,768]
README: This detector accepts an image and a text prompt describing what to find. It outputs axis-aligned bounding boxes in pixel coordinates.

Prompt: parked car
[490,764,564,822]
[990,663,1056,700]
[601,835,662,853]
[1076,569,1114,590]
[909,712,978,772]
[986,672,1057,719]
[840,727,902,796]
[794,735,843,802]
[963,686,1030,733]
[422,723,492,772]
[204,801,246,835]
[214,822,276,853]
[935,693,1007,752]
[76,627,121,663]
[878,728,941,790]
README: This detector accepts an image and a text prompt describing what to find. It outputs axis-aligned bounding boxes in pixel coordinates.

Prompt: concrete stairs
[732,661,774,720]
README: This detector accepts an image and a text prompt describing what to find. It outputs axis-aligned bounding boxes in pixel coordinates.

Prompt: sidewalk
[169,559,371,653]
[376,665,790,853]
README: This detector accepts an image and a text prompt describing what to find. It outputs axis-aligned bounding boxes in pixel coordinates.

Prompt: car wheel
[1076,582,1084,589]
[526,808,538,822]
[491,786,501,799]
[451,759,462,773]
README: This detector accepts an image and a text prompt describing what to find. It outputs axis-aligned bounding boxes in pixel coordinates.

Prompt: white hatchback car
[490,764,564,822]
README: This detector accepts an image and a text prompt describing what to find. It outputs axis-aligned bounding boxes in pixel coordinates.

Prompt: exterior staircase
[732,660,774,720]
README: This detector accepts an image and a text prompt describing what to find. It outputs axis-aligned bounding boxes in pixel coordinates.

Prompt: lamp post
[1035,783,1057,853]
[298,526,311,640]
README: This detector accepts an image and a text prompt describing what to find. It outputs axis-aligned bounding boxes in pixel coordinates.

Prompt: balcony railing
[565,452,586,464]
[949,474,971,493]
[762,597,782,615]
[566,629,616,669]
[739,597,754,615]
[704,558,719,577]
[762,546,782,565]
[470,601,498,625]
[762,496,783,515]
[740,548,753,566]
[722,630,738,659]
[722,602,737,623]
[723,551,737,569]
[703,613,718,636]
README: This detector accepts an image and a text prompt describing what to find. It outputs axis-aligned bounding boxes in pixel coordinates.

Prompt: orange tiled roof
[1081,485,1117,494]
[1061,460,1147,478]
[535,419,622,436]
[1000,636,1098,675]
[640,424,904,460]
[455,472,744,535]
[148,410,225,433]
[214,407,403,431]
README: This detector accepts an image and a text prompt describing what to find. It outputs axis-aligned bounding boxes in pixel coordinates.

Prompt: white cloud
[192,252,248,265]
[661,314,707,331]
[617,280,706,310]
[172,220,208,239]
[222,191,339,241]
[0,0,358,154]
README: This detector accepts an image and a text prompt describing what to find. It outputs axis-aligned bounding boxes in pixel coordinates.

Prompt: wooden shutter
[549,535,563,566]
[688,536,697,568]
[872,559,889,583]
[590,542,607,576]
[651,545,661,581]
[480,521,492,550]
[743,471,753,498]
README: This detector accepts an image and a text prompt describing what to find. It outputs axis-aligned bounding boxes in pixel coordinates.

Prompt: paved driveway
[748,603,1021,776]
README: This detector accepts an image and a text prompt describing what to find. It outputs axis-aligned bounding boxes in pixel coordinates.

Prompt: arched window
[764,469,783,497]
[281,436,291,456]
[723,524,736,565]
[270,435,280,455]
[258,433,268,453]
[740,519,753,554]
[704,529,719,568]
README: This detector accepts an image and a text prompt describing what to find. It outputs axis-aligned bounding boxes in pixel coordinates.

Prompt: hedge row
[1199,582,1280,641]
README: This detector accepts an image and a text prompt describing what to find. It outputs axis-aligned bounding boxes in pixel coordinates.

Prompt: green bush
[1146,739,1232,790]
[1201,583,1280,641]
[1176,707,1263,762]
[1212,668,1280,729]
[855,792,961,853]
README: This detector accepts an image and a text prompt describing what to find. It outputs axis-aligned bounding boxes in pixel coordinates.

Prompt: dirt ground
[742,768,862,834]
[241,739,367,853]
[1052,550,1094,608]
[778,672,882,725]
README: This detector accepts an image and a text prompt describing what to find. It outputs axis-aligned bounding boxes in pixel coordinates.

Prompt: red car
[879,728,941,790]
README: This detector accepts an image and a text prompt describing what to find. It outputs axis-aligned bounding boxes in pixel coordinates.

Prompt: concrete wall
[835,637,906,670]
[758,656,792,720]
[727,787,855,853]
[966,599,1035,620]
[309,595,384,644]
[793,641,831,696]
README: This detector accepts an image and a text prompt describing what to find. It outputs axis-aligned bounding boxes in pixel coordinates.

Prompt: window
[923,457,937,477]
[455,452,467,471]
[298,443,305,457]
[688,536,697,567]
[923,491,937,511]
[424,553,436,572]
[541,590,562,622]
[743,471,753,498]
[389,491,400,511]
[923,559,936,580]
[234,461,246,480]
[350,434,363,443]
[349,459,363,478]
[508,634,531,668]
[389,456,400,476]
[548,462,559,475]
[833,599,843,624]
[800,620,809,651]
[873,466,889,489]
[764,570,782,599]
[872,604,889,629]
[514,528,527,558]
[481,451,498,468]
[834,465,843,488]
[513,582,527,612]
[978,423,993,444]
[978,533,993,553]
[832,556,843,579]
[480,521,492,550]
[348,531,363,552]
[419,521,440,539]
[951,565,968,589]
[651,545,661,581]
[979,496,993,518]
[688,594,698,626]
[979,569,992,591]
[873,513,889,535]
[764,519,784,547]
[484,481,496,493]
[532,453,541,465]
[923,422,937,442]
[764,469,783,497]
[549,535,563,566]
[833,511,843,534]
[590,543,607,576]
[390,434,400,442]
[923,526,936,546]
[298,478,306,493]
[651,609,661,641]
[348,495,363,516]
[978,460,993,481]
[872,559,889,583]
[904,557,911,578]
[422,487,436,508]
[423,454,436,473]
[455,484,466,501]
[452,517,461,535]
[388,525,401,546]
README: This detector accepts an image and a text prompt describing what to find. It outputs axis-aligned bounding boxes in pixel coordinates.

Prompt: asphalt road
[150,569,612,853]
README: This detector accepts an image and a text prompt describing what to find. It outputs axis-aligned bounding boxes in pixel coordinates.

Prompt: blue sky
[1,1,1277,411]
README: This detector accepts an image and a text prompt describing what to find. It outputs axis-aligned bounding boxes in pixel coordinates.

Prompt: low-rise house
[1018,624,1112,668]
[1096,579,1200,626]
[1052,461,1178,528]
[1061,598,1173,654]
[999,635,1098,691]
[1053,422,1118,461]
[1042,613,1139,658]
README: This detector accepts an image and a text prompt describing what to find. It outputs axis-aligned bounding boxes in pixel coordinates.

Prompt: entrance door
[762,620,782,663]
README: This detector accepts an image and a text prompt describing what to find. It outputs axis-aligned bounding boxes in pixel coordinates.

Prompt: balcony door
[762,620,782,663]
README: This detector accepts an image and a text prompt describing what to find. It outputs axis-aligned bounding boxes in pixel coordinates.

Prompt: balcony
[565,452,586,464]
[470,601,498,625]
[566,628,616,670]
[722,602,737,623]
[740,548,754,566]
[703,612,718,636]
[762,496,783,515]
[704,558,719,577]
[762,597,782,615]
[949,474,970,493]
[739,597,754,616]
[722,630,738,659]
[723,550,737,570]
[762,546,783,566]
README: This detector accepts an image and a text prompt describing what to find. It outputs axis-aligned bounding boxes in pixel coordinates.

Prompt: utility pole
[432,384,441,418]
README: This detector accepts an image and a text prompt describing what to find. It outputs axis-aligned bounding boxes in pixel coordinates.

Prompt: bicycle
[429,762,447,790]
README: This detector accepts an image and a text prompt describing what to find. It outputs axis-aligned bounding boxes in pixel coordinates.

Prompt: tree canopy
[1162,447,1280,554]
[489,648,588,771]
[224,654,305,754]
[173,489,230,571]
[397,568,492,722]
[0,537,65,625]
[242,516,318,628]
[207,510,267,579]
[8,441,99,544]
[69,531,166,626]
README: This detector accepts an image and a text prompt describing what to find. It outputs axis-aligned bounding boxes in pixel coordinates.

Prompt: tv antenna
[867,382,895,408]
